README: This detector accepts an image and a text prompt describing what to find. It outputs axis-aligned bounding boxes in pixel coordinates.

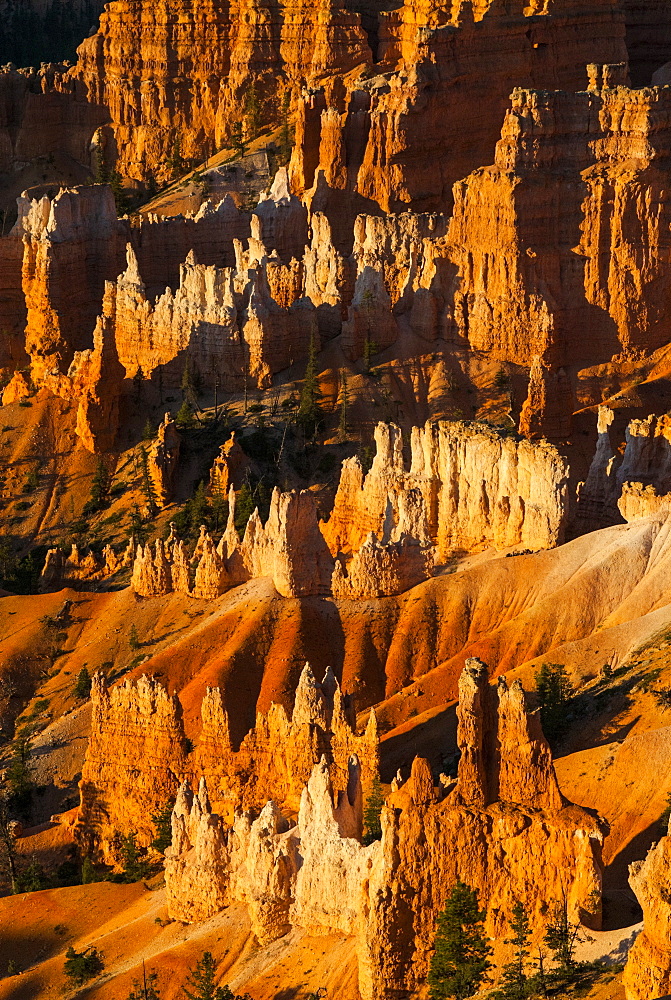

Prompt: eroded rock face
[76,664,379,859]
[164,659,604,1000]
[147,413,181,509]
[197,662,379,814]
[579,408,671,527]
[290,0,626,219]
[323,421,569,563]
[77,674,189,861]
[624,831,671,998]
[71,0,372,184]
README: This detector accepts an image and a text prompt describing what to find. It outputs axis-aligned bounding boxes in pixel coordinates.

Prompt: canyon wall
[290,0,627,217]
[70,0,372,184]
[165,658,604,1000]
[323,420,569,564]
[578,406,671,528]
[624,825,671,998]
[76,663,379,859]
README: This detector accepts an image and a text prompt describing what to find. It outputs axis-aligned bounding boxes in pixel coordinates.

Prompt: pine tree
[176,400,194,430]
[129,624,141,650]
[338,368,349,439]
[231,121,247,158]
[235,482,256,539]
[490,902,533,1000]
[151,798,176,854]
[211,480,229,532]
[139,446,158,517]
[81,855,96,884]
[119,830,151,882]
[181,357,198,407]
[86,457,110,513]
[183,951,232,1000]
[7,726,34,819]
[534,663,573,744]
[245,84,261,142]
[134,365,145,402]
[297,334,323,438]
[143,418,154,441]
[427,880,492,1000]
[362,775,384,846]
[543,895,580,978]
[74,667,92,699]
[189,481,211,536]
[127,966,162,1000]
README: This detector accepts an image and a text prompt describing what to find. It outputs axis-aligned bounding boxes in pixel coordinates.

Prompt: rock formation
[579,407,671,527]
[164,658,604,1000]
[71,0,372,184]
[147,413,180,508]
[77,664,379,857]
[624,827,671,998]
[323,421,569,563]
[77,673,189,860]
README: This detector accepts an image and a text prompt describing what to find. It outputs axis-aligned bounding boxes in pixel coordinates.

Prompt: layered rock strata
[71,0,372,183]
[164,659,604,1000]
[76,663,378,856]
[77,673,189,859]
[579,407,671,527]
[624,824,671,998]
[323,421,569,563]
[290,0,627,217]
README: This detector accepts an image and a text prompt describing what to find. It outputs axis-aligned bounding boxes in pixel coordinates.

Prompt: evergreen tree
[362,775,384,846]
[16,856,49,892]
[119,830,151,882]
[338,368,349,439]
[427,880,492,1000]
[139,446,158,517]
[143,418,154,441]
[85,457,110,514]
[211,480,229,532]
[176,400,194,430]
[234,482,256,539]
[490,902,533,1000]
[151,798,176,854]
[245,84,261,142]
[6,726,34,819]
[81,855,97,884]
[189,482,211,536]
[534,663,573,744]
[129,624,141,651]
[74,667,92,699]
[127,965,162,999]
[181,357,198,408]
[231,121,247,158]
[297,334,323,438]
[0,792,18,893]
[183,951,231,1000]
[63,947,103,986]
[543,896,580,977]
[134,365,146,402]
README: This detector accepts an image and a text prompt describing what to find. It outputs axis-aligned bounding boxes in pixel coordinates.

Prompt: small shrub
[63,946,104,986]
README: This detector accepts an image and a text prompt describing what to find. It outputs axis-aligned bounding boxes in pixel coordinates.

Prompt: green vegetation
[129,624,141,650]
[6,725,35,820]
[118,830,152,882]
[63,946,104,987]
[428,880,492,1000]
[362,775,384,846]
[489,902,534,1000]
[297,334,323,438]
[74,667,92,699]
[534,663,573,745]
[83,458,111,516]
[151,798,176,854]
